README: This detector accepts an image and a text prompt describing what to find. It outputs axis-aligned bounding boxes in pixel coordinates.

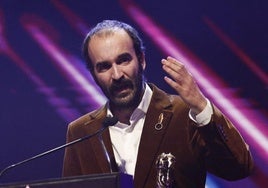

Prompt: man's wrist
[189,98,213,126]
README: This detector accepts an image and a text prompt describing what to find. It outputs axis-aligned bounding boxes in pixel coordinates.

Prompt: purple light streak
[203,16,268,86]
[50,0,90,36]
[21,14,106,109]
[0,9,80,122]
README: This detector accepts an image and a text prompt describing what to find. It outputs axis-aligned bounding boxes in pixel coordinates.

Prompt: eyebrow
[95,60,109,66]
[116,52,132,62]
[95,52,132,65]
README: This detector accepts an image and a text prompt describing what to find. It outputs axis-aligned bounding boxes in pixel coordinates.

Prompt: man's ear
[139,53,146,70]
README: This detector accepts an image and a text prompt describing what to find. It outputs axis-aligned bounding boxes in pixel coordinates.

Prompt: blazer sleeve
[193,104,254,180]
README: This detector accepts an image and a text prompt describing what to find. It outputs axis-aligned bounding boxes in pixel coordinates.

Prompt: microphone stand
[98,133,113,173]
[0,126,106,178]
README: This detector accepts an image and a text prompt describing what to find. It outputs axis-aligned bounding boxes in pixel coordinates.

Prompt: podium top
[0,173,133,188]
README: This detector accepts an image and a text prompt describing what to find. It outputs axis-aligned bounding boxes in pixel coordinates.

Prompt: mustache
[110,78,133,92]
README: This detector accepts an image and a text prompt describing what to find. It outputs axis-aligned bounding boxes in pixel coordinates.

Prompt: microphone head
[102,116,118,128]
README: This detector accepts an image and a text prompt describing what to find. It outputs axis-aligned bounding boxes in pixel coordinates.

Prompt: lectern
[0,173,133,188]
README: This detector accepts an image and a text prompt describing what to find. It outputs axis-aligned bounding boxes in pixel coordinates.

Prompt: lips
[110,80,133,97]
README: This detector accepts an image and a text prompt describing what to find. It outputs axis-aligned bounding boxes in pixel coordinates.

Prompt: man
[62,20,254,187]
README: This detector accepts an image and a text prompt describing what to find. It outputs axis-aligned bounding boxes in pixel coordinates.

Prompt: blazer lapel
[86,106,118,173]
[134,84,173,188]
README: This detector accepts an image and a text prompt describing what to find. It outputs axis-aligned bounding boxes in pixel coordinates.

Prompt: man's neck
[112,108,135,125]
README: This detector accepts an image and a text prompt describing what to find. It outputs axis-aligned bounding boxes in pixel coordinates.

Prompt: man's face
[87,29,146,108]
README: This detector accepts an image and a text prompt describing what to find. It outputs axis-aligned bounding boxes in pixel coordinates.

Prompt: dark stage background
[0,0,267,187]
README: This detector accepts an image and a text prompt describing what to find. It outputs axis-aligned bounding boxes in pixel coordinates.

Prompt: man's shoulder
[68,105,107,130]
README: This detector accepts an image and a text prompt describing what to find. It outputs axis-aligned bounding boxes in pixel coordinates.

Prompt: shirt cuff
[189,98,213,127]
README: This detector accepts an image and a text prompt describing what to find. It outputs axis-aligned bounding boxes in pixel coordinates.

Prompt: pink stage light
[21,14,106,109]
[203,16,268,86]
[50,0,90,36]
[0,9,80,122]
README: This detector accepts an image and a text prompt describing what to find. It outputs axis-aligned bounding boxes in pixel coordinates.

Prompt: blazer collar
[87,104,119,173]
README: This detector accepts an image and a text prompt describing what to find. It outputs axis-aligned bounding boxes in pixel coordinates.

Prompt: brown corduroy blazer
[62,84,253,188]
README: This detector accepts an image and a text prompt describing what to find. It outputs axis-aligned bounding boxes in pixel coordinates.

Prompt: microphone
[0,116,118,178]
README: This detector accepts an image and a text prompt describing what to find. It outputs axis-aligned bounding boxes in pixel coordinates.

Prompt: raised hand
[161,56,207,114]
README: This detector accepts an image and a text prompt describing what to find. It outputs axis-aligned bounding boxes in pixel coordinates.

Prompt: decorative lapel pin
[155,113,164,130]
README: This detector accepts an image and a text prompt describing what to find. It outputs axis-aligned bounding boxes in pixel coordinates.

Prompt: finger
[166,56,183,66]
[164,76,182,91]
[162,59,185,84]
[161,58,183,73]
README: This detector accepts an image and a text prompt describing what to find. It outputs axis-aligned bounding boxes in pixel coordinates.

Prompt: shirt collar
[136,83,153,114]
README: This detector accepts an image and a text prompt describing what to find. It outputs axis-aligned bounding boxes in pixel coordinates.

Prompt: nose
[111,64,123,80]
